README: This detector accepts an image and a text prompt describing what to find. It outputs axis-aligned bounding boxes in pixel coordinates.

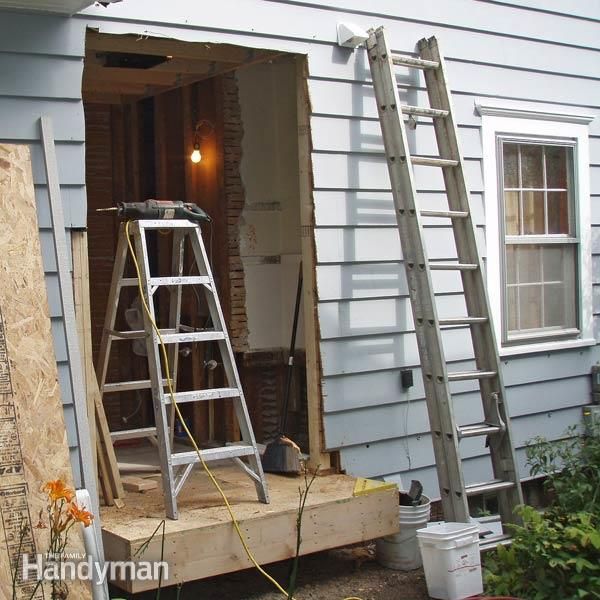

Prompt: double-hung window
[500,140,577,342]
[479,102,593,354]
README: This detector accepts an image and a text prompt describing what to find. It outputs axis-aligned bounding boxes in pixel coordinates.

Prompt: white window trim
[478,101,594,357]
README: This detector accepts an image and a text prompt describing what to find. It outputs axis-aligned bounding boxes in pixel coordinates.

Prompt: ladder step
[110,427,157,441]
[148,276,210,287]
[429,262,478,271]
[411,156,459,167]
[171,444,255,466]
[447,370,497,382]
[479,533,512,552]
[420,209,469,219]
[458,423,503,438]
[164,387,240,405]
[391,54,439,69]
[438,317,488,327]
[465,479,515,496]
[102,378,169,393]
[402,105,449,118]
[161,330,225,344]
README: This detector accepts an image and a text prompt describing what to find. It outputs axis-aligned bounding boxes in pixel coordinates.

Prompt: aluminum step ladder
[367,28,523,541]
[96,219,269,519]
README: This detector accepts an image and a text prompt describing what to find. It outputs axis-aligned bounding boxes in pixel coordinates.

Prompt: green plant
[484,505,600,599]
[526,423,600,514]
[484,422,600,599]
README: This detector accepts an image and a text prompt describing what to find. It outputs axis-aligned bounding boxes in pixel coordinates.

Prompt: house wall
[2,0,599,498]
[0,11,88,486]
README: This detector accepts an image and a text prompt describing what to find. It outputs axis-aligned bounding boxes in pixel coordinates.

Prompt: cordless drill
[97,199,212,223]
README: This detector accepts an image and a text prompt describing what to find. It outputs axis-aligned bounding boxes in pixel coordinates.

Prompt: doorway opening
[83,30,313,462]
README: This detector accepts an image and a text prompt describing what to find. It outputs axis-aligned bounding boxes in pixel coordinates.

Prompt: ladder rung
[161,330,225,344]
[420,210,469,219]
[102,378,169,393]
[110,427,157,441]
[465,479,515,496]
[391,54,439,69]
[164,387,240,405]
[171,444,255,466]
[438,317,488,327]
[149,276,210,287]
[429,262,478,271]
[447,370,497,382]
[458,423,503,438]
[479,533,512,552]
[402,105,449,118]
[137,220,199,230]
[109,328,173,340]
[411,156,458,167]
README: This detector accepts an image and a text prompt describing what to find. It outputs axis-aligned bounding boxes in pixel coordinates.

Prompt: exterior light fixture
[189,119,214,164]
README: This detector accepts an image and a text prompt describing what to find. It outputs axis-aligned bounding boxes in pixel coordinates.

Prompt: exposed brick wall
[222,72,249,353]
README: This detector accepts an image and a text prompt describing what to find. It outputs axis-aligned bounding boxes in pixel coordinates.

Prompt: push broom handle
[279,262,303,435]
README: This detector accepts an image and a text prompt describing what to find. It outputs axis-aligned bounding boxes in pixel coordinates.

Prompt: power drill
[97,199,212,223]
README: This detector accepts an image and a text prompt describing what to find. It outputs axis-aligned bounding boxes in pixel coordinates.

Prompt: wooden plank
[100,466,398,593]
[121,476,158,493]
[71,230,97,476]
[0,143,90,599]
[39,116,103,550]
[296,57,331,471]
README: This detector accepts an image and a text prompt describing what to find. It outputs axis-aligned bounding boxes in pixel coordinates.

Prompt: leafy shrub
[483,421,600,599]
[484,505,600,599]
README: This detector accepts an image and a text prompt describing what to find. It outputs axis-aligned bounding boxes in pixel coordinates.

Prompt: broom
[262,262,303,475]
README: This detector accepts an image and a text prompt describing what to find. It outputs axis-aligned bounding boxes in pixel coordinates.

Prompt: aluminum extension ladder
[367,28,523,544]
[96,219,269,519]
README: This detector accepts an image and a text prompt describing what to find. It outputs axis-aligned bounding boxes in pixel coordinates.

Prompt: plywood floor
[101,446,398,592]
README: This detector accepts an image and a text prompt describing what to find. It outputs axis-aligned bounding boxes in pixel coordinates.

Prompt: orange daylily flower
[43,480,75,503]
[68,502,94,528]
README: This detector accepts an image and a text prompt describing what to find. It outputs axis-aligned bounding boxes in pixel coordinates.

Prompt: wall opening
[82,30,311,460]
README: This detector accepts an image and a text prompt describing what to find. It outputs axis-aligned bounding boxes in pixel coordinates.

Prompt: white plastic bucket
[376,494,431,570]
[416,522,482,600]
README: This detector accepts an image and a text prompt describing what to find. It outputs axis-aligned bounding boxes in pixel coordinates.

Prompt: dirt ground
[120,543,431,600]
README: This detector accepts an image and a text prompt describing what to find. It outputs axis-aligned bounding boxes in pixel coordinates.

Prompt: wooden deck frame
[101,465,398,593]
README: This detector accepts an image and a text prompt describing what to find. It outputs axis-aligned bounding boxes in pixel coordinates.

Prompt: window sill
[499,337,596,358]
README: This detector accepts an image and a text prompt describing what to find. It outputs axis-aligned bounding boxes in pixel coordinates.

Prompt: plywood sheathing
[0,144,89,599]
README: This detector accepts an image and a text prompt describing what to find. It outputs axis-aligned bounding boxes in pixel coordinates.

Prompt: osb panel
[0,144,89,599]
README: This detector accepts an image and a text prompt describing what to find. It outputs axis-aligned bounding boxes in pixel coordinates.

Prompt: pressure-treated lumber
[102,463,398,593]
[0,144,90,600]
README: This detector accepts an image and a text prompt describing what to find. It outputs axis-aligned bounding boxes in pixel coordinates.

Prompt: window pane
[547,191,569,234]
[522,191,545,234]
[545,146,568,189]
[521,145,543,188]
[519,284,542,329]
[506,246,517,284]
[503,143,519,188]
[542,245,565,281]
[506,286,518,332]
[504,191,520,235]
[517,245,541,283]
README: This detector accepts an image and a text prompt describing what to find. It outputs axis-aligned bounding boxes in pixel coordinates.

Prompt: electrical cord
[124,220,363,600]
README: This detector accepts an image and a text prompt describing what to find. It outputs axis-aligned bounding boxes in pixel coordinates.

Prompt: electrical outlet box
[582,405,600,435]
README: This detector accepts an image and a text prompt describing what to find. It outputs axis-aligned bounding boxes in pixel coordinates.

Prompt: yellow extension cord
[125,220,363,600]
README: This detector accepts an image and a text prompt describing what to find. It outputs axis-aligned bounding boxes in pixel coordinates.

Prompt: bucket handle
[453,535,478,548]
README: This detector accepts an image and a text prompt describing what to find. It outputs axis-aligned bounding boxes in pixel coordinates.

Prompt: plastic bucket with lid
[376,494,431,570]
[417,521,482,600]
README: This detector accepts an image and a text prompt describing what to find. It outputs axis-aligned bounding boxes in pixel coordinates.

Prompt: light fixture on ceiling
[190,119,214,164]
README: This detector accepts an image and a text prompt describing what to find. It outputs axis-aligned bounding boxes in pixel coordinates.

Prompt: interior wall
[236,58,305,351]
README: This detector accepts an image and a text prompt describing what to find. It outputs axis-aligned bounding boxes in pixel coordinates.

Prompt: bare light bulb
[190,143,201,163]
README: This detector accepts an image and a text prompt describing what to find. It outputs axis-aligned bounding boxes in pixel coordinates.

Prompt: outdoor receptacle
[401,369,414,389]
